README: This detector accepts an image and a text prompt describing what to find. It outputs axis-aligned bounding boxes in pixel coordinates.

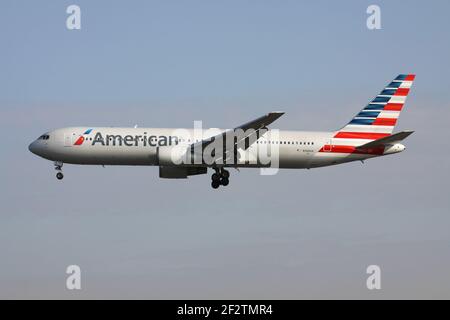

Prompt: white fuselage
[28,127,397,169]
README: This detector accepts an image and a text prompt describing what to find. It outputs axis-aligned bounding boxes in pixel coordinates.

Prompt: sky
[0,0,450,299]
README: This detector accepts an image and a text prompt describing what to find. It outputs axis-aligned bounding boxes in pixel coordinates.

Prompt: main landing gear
[211,168,230,189]
[54,161,64,180]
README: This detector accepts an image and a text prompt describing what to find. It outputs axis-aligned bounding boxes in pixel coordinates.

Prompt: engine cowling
[159,166,207,179]
[159,166,188,178]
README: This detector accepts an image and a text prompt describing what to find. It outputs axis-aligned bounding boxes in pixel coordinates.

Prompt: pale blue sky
[0,0,450,298]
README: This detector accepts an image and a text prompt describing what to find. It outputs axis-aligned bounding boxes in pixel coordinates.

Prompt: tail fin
[336,74,415,139]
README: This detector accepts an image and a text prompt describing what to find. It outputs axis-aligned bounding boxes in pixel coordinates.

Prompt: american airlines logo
[73,129,93,145]
[77,131,179,147]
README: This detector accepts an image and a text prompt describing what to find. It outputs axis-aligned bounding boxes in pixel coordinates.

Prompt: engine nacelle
[159,166,188,179]
[159,166,207,179]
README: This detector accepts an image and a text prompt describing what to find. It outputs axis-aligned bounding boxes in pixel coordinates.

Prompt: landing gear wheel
[54,161,64,180]
[211,168,230,188]
[220,177,229,186]
[211,180,220,189]
[221,169,230,179]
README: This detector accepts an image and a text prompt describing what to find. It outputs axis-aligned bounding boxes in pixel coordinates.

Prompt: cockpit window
[38,134,50,140]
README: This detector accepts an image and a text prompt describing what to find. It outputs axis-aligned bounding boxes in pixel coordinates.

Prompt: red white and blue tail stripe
[338,74,415,136]
[319,74,415,155]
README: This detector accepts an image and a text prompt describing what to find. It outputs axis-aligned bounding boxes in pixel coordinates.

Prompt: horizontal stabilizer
[358,130,414,149]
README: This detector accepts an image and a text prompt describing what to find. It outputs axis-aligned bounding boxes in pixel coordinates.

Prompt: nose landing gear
[54,161,64,180]
[211,168,230,189]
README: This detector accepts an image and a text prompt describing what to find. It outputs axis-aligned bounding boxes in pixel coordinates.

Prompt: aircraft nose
[28,141,38,155]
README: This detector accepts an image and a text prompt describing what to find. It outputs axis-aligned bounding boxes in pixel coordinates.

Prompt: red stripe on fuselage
[319,145,384,155]
[334,132,390,139]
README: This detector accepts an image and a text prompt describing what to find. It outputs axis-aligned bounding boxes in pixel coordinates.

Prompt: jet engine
[159,166,207,179]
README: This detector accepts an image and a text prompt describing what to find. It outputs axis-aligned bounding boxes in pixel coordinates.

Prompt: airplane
[29,74,415,189]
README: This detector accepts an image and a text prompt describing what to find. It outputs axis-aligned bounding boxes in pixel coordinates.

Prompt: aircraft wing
[232,111,285,133]
[357,130,414,149]
[188,111,284,162]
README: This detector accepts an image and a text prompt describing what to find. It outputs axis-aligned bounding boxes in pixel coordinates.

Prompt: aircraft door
[64,133,73,147]
[323,139,332,152]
